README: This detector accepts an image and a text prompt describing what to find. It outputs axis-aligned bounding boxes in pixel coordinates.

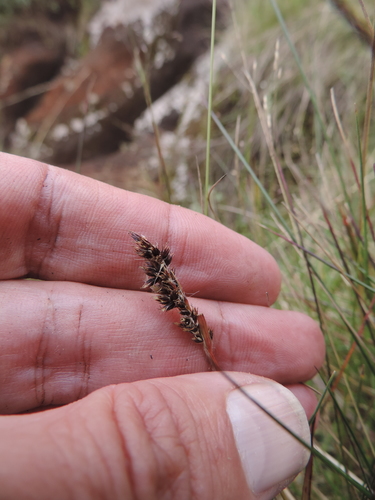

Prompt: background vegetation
[198,1,375,498]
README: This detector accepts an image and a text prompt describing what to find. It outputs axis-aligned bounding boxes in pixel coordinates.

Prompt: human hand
[0,152,324,499]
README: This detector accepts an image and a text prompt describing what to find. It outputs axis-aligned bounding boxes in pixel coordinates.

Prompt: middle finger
[0,280,324,414]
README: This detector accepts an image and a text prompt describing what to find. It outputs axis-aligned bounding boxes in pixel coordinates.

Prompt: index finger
[0,152,281,305]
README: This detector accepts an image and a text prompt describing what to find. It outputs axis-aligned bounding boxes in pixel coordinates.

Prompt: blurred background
[0,0,372,206]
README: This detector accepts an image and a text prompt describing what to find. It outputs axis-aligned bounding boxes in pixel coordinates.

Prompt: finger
[0,152,280,305]
[0,373,312,500]
[0,280,324,413]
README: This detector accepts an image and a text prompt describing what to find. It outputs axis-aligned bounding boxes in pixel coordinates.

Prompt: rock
[8,0,228,164]
[0,0,81,146]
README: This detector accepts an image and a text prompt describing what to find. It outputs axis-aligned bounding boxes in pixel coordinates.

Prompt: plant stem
[204,0,217,216]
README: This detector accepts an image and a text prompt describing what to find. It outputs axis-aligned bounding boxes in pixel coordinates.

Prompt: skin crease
[0,153,325,499]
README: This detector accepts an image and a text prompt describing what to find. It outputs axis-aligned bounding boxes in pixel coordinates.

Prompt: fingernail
[226,382,311,495]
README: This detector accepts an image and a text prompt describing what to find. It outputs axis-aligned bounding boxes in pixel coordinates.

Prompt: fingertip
[168,206,282,305]
[287,383,318,421]
[289,313,325,380]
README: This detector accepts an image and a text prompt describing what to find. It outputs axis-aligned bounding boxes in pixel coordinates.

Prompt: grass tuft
[176,1,375,497]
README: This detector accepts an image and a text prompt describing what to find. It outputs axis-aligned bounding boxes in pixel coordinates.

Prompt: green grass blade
[204,0,217,216]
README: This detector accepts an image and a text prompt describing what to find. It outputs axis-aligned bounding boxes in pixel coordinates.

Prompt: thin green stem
[204,0,217,216]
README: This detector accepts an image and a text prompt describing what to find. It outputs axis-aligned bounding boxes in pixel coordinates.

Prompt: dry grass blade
[330,0,374,47]
[208,173,226,219]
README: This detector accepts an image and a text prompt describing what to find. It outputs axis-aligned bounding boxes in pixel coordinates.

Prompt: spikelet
[130,231,219,370]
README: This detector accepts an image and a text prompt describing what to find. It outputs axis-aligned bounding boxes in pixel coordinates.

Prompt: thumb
[0,373,311,500]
